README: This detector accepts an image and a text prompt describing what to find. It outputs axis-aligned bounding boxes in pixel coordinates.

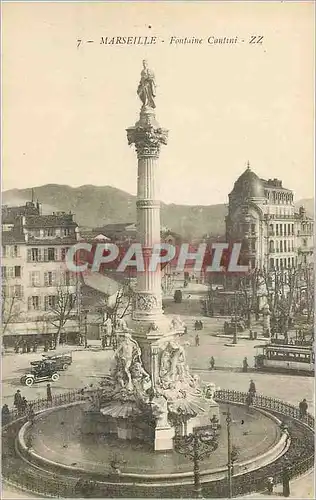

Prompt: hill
[2,185,313,239]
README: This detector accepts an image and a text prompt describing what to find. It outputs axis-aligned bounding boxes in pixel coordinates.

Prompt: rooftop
[2,230,25,244]
[24,214,77,228]
[2,202,40,223]
[261,178,292,192]
[231,164,265,199]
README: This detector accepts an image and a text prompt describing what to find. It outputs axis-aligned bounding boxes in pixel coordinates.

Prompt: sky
[2,1,315,205]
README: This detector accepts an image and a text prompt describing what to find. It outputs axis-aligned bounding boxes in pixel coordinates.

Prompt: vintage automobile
[42,351,73,370]
[20,360,60,387]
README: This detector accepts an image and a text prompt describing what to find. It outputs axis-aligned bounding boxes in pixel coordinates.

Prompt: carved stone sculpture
[113,332,142,391]
[137,60,156,109]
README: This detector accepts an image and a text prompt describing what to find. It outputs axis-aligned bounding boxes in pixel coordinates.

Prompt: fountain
[7,62,295,499]
[82,60,219,450]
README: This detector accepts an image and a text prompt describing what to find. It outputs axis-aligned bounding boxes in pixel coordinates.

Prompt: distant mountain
[2,185,313,239]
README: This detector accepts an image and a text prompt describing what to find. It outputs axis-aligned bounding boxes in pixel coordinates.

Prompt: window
[13,285,23,299]
[29,271,40,287]
[61,247,69,261]
[44,228,56,237]
[2,246,7,258]
[28,248,41,262]
[14,266,21,278]
[63,228,70,236]
[1,266,6,279]
[28,296,40,310]
[44,271,56,287]
[43,248,57,261]
[44,295,57,310]
[13,245,19,257]
[5,267,15,278]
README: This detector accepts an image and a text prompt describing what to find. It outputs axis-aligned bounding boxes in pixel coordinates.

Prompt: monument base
[154,424,175,451]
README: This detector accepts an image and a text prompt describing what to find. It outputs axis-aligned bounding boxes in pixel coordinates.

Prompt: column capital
[127,124,168,158]
[127,107,168,158]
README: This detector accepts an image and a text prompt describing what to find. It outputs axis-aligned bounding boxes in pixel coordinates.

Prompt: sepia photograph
[1,1,314,499]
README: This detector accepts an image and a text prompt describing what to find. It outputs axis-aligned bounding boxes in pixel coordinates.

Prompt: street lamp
[223,406,240,498]
[174,418,219,498]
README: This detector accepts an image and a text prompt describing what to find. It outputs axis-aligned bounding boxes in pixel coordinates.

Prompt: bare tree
[46,285,77,348]
[1,282,22,335]
[96,277,134,347]
[303,265,314,324]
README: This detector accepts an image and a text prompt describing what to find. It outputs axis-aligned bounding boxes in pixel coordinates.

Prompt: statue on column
[137,60,156,109]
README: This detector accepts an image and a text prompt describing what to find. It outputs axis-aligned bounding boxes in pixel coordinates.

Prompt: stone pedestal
[154,425,175,451]
[117,421,133,440]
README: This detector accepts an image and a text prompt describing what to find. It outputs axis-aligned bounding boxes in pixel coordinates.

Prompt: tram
[254,344,314,375]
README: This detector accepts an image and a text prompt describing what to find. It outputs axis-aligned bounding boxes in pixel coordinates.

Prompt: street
[2,281,314,500]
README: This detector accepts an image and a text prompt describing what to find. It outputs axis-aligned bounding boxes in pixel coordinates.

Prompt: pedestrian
[21,397,28,414]
[242,357,248,373]
[183,325,188,335]
[22,341,27,354]
[26,342,31,353]
[246,392,253,409]
[199,320,203,330]
[195,334,200,347]
[299,398,308,419]
[282,465,290,497]
[267,476,274,495]
[2,404,10,425]
[249,379,256,396]
[14,390,23,413]
[47,383,53,404]
[27,404,35,425]
[14,341,19,353]
[210,356,215,370]
[194,320,198,331]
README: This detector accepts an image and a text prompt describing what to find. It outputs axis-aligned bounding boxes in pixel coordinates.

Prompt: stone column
[131,109,167,324]
[126,64,173,375]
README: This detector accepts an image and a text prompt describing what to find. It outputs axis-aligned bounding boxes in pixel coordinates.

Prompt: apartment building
[2,202,80,344]
[225,164,314,271]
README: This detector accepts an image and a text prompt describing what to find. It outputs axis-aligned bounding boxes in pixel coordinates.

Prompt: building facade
[2,202,80,344]
[225,164,314,271]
